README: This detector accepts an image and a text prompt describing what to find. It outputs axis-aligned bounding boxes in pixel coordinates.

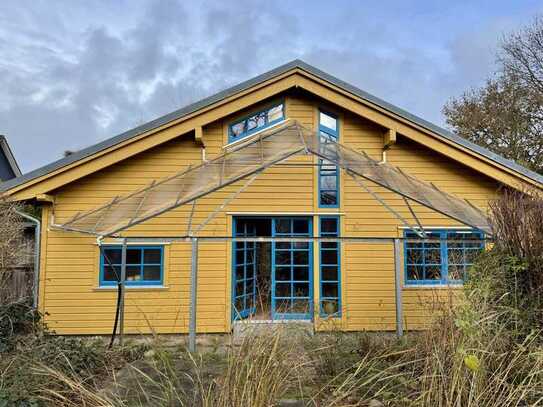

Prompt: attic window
[228,103,285,143]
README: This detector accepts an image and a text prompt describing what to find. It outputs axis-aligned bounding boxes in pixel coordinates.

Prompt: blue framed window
[318,110,339,207]
[100,246,164,286]
[404,230,484,285]
[272,217,313,320]
[232,219,257,320]
[319,216,341,316]
[228,102,285,143]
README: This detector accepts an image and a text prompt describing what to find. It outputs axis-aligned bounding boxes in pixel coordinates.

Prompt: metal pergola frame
[48,120,492,351]
[105,234,487,351]
[52,120,490,238]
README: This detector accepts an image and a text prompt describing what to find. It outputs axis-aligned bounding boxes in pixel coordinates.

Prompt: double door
[233,217,313,320]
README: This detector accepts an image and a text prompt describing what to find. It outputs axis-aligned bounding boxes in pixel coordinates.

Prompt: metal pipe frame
[402,196,428,238]
[189,237,198,352]
[186,200,197,236]
[347,170,425,238]
[52,121,491,238]
[91,195,119,233]
[51,144,304,238]
[119,238,127,346]
[192,170,262,236]
[58,121,302,229]
[104,233,485,351]
[104,235,488,244]
[297,122,490,232]
[47,121,494,352]
[101,148,304,237]
[393,238,403,337]
[310,144,491,234]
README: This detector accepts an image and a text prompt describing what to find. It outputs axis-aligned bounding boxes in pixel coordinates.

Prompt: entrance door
[233,220,257,320]
[272,217,312,320]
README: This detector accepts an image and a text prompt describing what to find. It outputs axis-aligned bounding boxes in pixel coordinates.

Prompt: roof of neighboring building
[2,59,542,192]
[0,135,22,182]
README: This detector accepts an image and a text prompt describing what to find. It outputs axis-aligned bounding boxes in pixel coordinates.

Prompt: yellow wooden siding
[41,91,499,335]
[45,135,228,334]
[43,95,316,334]
[340,110,498,330]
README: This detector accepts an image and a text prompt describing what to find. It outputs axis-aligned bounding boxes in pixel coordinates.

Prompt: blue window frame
[319,216,341,316]
[404,230,484,285]
[100,246,164,286]
[272,217,313,320]
[232,219,257,320]
[228,102,285,143]
[318,110,339,207]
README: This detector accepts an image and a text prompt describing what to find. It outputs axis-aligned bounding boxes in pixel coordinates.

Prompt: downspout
[14,208,41,309]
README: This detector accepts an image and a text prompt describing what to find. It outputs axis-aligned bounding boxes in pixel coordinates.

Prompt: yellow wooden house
[3,60,542,337]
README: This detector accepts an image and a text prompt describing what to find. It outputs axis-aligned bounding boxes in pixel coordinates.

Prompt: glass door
[233,220,257,320]
[272,217,312,320]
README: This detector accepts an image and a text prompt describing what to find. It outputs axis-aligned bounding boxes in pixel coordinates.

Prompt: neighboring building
[0,135,21,182]
[0,135,35,302]
[2,60,542,335]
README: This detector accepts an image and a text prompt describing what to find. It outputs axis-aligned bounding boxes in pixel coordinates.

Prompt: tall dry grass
[19,292,543,407]
[414,298,543,406]
[0,199,27,304]
[11,188,543,406]
[33,326,308,407]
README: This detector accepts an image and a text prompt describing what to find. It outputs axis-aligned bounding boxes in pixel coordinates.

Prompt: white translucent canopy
[54,120,491,236]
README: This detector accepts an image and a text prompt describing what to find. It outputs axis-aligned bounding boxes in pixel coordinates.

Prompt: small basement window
[228,102,285,143]
[404,230,484,285]
[100,246,164,286]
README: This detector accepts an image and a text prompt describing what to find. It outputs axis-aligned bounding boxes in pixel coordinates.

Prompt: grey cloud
[0,0,538,173]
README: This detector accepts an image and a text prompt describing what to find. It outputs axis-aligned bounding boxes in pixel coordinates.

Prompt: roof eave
[3,59,542,194]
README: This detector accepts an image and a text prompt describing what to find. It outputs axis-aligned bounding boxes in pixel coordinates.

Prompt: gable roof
[0,135,21,182]
[2,59,542,193]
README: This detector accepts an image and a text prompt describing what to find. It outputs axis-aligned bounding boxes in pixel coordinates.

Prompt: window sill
[403,284,463,290]
[318,314,342,319]
[93,285,169,291]
[94,241,171,245]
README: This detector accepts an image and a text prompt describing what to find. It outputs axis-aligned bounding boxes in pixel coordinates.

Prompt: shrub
[413,286,543,407]
[0,335,112,406]
[0,299,41,353]
[489,187,543,299]
[306,332,415,406]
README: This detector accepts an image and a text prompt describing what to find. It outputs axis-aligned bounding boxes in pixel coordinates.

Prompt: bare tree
[444,16,543,174]
[500,15,543,95]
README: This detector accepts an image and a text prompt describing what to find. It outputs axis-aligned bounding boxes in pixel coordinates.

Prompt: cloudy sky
[1,0,542,173]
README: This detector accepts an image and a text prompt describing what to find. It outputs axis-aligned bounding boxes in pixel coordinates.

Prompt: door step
[232,320,314,342]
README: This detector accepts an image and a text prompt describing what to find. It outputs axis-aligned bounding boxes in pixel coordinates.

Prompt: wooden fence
[0,266,33,304]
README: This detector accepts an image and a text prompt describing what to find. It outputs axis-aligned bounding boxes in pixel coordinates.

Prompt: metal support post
[189,237,199,352]
[393,238,403,337]
[119,238,127,346]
